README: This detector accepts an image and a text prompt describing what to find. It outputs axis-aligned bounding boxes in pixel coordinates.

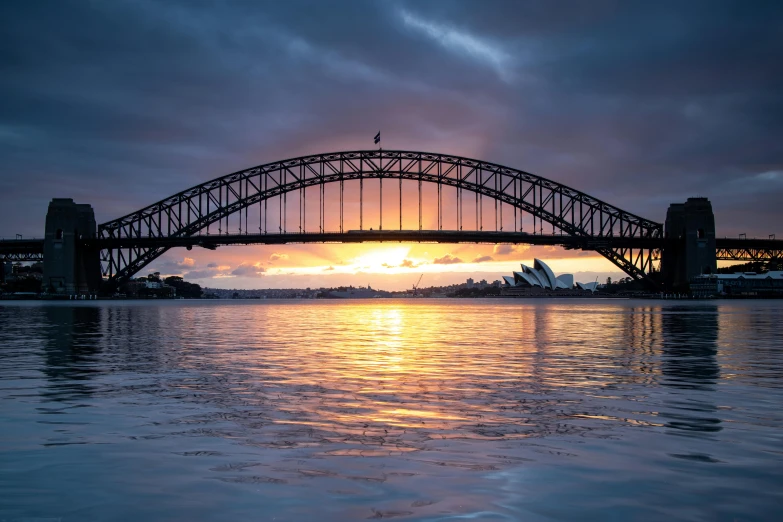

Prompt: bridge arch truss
[98,150,664,284]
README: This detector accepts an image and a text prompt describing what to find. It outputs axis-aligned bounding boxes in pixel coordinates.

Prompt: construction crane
[412,274,424,296]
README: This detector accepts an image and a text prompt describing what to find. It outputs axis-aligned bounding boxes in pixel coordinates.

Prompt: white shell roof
[556,274,574,287]
[514,271,541,287]
[534,259,558,289]
[502,259,579,291]
[521,264,549,289]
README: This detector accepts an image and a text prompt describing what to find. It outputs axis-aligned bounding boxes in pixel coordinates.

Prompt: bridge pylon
[43,199,102,294]
[661,197,717,290]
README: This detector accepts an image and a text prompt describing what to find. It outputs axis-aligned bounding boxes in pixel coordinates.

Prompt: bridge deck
[0,239,44,253]
[2,233,781,263]
[0,239,45,262]
[89,230,666,250]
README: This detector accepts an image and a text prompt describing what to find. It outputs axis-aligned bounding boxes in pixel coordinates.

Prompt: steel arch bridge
[98,150,664,284]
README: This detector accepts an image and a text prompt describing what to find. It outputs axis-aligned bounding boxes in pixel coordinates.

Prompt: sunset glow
[146,241,621,290]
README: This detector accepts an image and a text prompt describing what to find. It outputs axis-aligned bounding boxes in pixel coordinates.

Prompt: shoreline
[2,294,780,302]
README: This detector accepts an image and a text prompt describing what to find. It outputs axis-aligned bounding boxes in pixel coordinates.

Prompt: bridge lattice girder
[715,241,783,264]
[0,239,45,263]
[0,252,44,262]
[98,150,664,284]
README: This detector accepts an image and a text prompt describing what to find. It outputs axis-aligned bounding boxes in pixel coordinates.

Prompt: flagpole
[378,131,382,230]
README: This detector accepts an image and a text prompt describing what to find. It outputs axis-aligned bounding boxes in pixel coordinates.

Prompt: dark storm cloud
[1,0,781,237]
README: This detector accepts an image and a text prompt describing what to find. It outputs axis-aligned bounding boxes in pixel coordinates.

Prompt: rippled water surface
[1,299,782,521]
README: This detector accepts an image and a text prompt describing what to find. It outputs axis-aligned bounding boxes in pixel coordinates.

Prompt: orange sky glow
[148,241,629,291]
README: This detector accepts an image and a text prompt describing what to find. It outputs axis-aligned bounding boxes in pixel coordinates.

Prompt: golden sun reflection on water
[171,299,689,439]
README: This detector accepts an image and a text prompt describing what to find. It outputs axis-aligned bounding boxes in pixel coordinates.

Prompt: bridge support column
[43,199,102,294]
[661,197,716,291]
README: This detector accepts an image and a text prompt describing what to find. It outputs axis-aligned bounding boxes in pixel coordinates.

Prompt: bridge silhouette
[1,149,781,293]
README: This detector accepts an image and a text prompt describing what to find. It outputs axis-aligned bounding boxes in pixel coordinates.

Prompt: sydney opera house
[501,259,599,293]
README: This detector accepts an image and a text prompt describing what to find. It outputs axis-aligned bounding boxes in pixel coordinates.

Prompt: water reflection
[660,305,720,389]
[0,300,781,521]
[151,301,731,444]
[41,306,102,400]
[660,305,722,436]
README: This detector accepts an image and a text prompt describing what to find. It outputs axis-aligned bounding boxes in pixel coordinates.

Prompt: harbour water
[1,299,781,521]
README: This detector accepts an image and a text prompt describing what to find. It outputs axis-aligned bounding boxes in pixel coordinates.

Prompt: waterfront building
[501,259,599,295]
[690,271,783,297]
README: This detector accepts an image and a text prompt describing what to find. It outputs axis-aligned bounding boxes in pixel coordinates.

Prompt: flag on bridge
[374,131,380,145]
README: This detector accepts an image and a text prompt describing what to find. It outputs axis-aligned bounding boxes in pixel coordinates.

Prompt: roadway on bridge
[88,230,666,251]
[2,233,782,261]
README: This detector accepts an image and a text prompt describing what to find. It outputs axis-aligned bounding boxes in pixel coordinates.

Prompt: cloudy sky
[1,0,781,289]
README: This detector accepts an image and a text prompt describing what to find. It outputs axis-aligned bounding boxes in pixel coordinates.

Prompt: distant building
[575,281,599,292]
[503,259,571,290]
[466,278,474,288]
[122,279,175,297]
[501,259,597,294]
[691,271,783,297]
[327,288,390,298]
